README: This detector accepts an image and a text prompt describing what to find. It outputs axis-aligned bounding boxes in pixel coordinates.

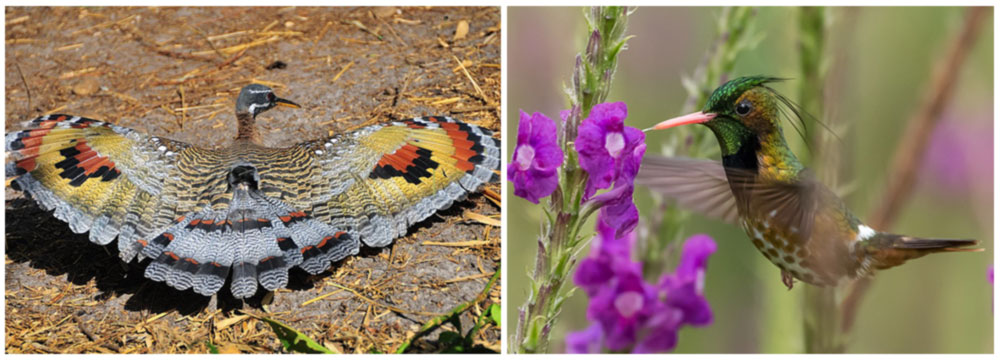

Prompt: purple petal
[593,184,639,236]
[595,220,634,259]
[576,125,615,199]
[661,280,714,326]
[633,309,682,353]
[517,110,533,145]
[574,256,613,294]
[565,324,604,353]
[588,102,628,133]
[509,165,558,204]
[532,143,565,171]
[617,127,647,185]
[674,234,717,279]
[526,111,559,148]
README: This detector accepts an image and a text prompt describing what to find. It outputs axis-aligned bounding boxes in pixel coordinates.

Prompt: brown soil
[4,6,500,354]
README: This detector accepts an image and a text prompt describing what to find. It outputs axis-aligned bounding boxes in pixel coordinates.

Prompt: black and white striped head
[235,84,300,117]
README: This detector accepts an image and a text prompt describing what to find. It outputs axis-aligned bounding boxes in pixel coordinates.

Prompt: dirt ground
[4,7,500,354]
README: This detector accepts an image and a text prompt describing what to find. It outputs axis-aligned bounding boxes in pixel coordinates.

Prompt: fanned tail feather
[134,188,359,298]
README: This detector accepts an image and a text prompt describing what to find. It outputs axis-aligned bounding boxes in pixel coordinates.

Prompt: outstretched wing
[6,114,192,261]
[292,116,500,247]
[7,114,499,298]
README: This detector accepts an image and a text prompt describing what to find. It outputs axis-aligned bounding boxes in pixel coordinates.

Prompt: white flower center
[696,269,706,295]
[605,132,625,158]
[514,145,536,171]
[614,291,644,318]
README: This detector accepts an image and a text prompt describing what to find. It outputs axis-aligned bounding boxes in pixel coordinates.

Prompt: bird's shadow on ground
[4,193,485,315]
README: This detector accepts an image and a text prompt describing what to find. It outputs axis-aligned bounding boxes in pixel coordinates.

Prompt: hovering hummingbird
[637,76,980,289]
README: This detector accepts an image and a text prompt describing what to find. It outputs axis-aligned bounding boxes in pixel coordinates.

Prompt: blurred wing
[730,167,827,239]
[6,114,192,260]
[638,154,828,237]
[294,116,500,247]
[637,155,740,224]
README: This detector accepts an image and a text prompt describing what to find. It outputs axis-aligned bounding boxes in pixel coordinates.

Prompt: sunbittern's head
[235,84,300,118]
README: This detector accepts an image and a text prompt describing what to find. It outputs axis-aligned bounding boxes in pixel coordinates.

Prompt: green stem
[803,286,843,352]
[514,6,632,353]
[797,6,842,354]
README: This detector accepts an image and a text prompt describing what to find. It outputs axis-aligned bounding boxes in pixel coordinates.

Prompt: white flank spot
[157,145,167,152]
[324,142,333,148]
[165,151,174,156]
[315,150,323,155]
[856,225,876,241]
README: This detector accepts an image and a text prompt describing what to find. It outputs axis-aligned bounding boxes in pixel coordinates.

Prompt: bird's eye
[735,100,752,116]
[267,93,275,101]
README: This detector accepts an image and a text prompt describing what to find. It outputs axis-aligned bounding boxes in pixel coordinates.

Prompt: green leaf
[260,317,335,354]
[206,341,219,354]
[488,304,501,327]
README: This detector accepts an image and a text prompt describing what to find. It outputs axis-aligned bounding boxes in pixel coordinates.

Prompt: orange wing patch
[423,116,482,172]
[369,143,438,184]
[52,139,121,186]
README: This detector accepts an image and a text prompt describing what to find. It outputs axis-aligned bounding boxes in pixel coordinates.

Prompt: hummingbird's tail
[860,234,981,273]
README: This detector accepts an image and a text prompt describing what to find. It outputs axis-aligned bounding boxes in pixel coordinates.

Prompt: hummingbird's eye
[735,100,753,116]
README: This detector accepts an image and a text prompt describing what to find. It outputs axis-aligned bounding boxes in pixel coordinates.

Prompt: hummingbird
[637,76,980,289]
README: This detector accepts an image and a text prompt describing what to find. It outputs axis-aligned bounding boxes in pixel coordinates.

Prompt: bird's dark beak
[275,97,301,109]
[649,111,717,130]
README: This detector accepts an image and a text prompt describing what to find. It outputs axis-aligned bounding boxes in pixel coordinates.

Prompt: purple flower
[509,110,564,204]
[567,234,717,353]
[574,102,646,200]
[591,183,640,237]
[588,267,655,351]
[658,234,717,326]
[575,221,637,295]
[922,115,992,192]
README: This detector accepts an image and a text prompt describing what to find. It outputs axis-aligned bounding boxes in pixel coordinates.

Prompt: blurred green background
[506,7,993,353]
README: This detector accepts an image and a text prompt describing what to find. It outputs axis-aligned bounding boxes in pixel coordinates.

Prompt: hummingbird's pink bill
[651,111,717,130]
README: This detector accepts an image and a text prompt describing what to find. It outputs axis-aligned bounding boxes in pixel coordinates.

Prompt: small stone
[284,21,294,28]
[373,7,397,19]
[453,20,469,41]
[72,78,99,96]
